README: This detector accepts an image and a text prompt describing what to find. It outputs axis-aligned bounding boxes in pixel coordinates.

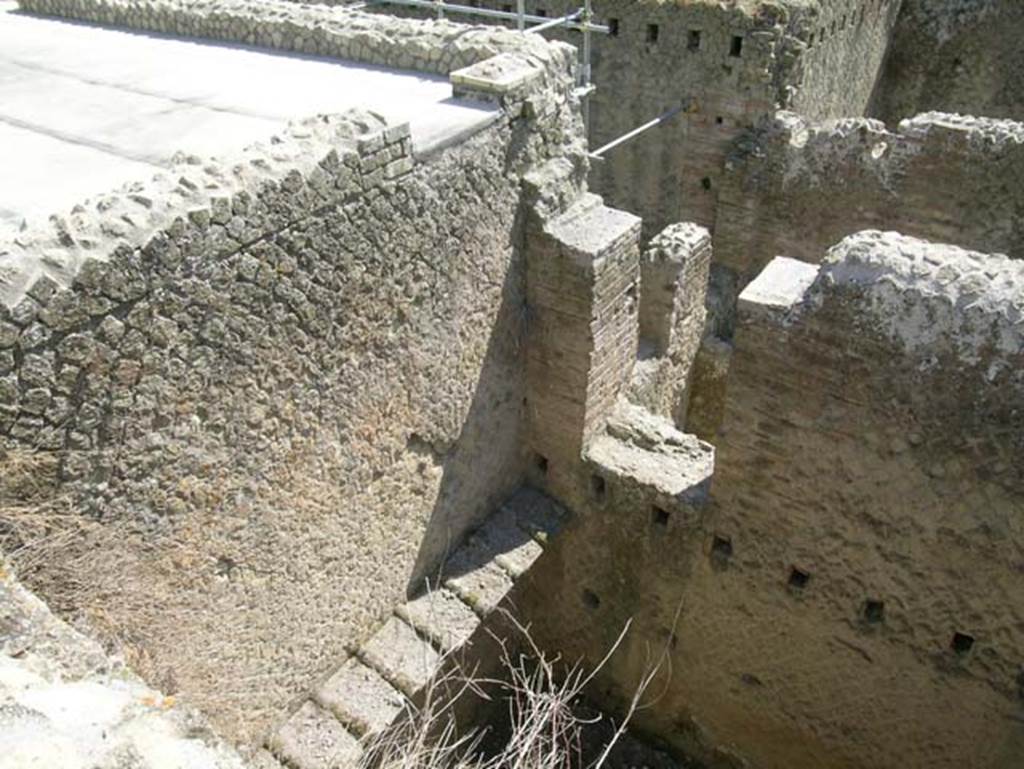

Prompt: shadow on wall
[405,213,530,594]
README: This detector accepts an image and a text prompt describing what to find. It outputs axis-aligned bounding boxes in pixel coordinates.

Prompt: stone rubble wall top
[0,109,395,310]
[808,230,1024,375]
[17,0,574,77]
[736,109,1024,189]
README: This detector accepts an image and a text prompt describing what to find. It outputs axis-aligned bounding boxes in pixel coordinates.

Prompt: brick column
[524,195,641,485]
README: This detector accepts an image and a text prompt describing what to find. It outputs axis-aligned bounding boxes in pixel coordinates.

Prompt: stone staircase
[260,486,567,769]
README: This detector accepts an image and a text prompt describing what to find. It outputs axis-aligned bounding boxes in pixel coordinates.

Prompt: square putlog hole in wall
[788,566,811,590]
[687,29,701,50]
[651,506,670,527]
[863,599,885,624]
[951,632,975,655]
[646,24,659,43]
[582,588,601,610]
[711,535,733,559]
[590,474,606,500]
[533,453,548,476]
[608,18,619,37]
[730,35,744,57]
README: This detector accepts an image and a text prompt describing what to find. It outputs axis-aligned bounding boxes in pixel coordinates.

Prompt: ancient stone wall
[1,0,585,744]
[370,0,806,236]
[873,0,1024,124]
[518,231,1024,769]
[525,193,641,478]
[716,111,1024,297]
[629,223,711,428]
[17,0,565,76]
[366,0,909,240]
[691,232,1024,769]
[790,0,904,120]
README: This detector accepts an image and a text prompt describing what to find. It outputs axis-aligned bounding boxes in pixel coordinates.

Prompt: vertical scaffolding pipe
[581,0,592,131]
[436,0,444,19]
[516,0,525,31]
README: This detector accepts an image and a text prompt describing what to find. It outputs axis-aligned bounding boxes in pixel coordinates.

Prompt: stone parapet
[17,0,574,80]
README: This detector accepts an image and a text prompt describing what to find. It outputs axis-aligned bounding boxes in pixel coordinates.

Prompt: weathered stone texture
[17,0,571,78]
[716,110,1024,297]
[0,562,248,769]
[0,0,584,739]
[630,223,711,428]
[680,233,1024,768]
[873,0,1024,123]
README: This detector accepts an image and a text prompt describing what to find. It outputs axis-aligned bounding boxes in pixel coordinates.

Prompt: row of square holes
[583,470,978,656]
[609,22,745,58]
[488,8,745,57]
[807,0,895,48]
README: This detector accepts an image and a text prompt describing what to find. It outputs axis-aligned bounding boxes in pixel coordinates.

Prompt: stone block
[268,700,362,769]
[450,53,542,97]
[315,658,406,741]
[482,507,544,579]
[737,256,819,325]
[396,587,480,652]
[445,555,515,616]
[358,616,441,697]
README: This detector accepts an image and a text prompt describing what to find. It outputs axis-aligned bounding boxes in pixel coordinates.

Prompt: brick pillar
[524,194,641,486]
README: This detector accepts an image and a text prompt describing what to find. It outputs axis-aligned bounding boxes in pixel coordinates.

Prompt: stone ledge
[586,401,715,507]
[268,700,362,769]
[737,255,819,325]
[358,615,443,698]
[396,587,481,652]
[314,658,406,741]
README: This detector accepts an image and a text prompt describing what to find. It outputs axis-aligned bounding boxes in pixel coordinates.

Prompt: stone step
[264,485,567,768]
[314,658,406,743]
[268,700,363,769]
[396,586,481,652]
[358,614,442,698]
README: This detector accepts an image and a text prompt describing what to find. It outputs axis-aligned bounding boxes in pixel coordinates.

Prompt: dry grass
[0,447,192,690]
[362,613,671,769]
[1,446,676,764]
[0,442,454,745]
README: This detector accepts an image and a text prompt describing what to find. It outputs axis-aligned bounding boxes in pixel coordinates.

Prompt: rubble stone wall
[873,0,1024,123]
[693,232,1024,769]
[17,0,568,77]
[716,111,1024,294]
[0,0,585,743]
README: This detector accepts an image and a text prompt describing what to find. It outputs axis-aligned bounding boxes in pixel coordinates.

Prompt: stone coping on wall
[0,109,415,311]
[16,0,575,79]
[741,230,1024,376]
[732,109,1024,189]
[2,0,579,314]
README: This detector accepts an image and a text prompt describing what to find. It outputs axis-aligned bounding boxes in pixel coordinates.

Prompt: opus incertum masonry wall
[2,1,1024,769]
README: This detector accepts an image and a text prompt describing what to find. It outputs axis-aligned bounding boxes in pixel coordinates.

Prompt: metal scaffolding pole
[588,105,684,159]
[367,0,608,33]
[365,0,676,156]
